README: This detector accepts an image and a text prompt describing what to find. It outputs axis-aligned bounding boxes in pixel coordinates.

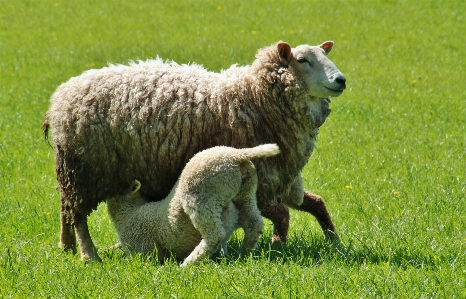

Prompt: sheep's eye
[297,58,312,67]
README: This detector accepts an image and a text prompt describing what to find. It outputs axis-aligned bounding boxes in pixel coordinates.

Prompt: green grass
[1,0,465,297]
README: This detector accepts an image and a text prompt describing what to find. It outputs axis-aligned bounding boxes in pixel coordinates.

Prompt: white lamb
[106,144,280,266]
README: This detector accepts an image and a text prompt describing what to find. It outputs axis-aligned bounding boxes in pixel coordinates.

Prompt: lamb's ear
[319,41,334,55]
[277,42,292,65]
[131,180,141,194]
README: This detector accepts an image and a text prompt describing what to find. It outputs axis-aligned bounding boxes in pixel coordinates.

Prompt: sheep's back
[48,61,225,211]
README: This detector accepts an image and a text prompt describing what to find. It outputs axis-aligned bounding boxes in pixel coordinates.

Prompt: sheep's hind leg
[73,213,102,262]
[59,207,77,254]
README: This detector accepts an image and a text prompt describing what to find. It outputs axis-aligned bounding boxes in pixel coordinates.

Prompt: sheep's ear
[319,41,334,55]
[277,42,292,65]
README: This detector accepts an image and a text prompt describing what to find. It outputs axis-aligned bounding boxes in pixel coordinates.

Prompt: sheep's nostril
[335,75,346,85]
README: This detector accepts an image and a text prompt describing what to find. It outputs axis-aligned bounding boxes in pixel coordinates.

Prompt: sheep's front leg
[261,174,303,244]
[73,213,102,262]
[290,191,339,240]
[260,203,290,244]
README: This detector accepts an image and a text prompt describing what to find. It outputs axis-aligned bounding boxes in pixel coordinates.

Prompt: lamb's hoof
[238,242,259,257]
[213,246,227,258]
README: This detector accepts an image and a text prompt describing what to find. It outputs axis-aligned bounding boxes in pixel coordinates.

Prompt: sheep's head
[278,41,346,99]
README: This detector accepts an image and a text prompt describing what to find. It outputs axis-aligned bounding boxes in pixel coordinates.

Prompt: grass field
[1,0,465,297]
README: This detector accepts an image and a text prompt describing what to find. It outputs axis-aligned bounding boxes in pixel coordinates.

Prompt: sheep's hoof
[271,234,287,245]
[81,254,103,263]
[79,249,103,263]
[323,230,340,243]
[58,241,78,255]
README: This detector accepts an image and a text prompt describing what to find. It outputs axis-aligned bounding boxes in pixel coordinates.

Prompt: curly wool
[44,44,326,215]
[44,41,347,261]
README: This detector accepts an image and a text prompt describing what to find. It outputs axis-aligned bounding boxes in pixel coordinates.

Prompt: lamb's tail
[238,144,280,160]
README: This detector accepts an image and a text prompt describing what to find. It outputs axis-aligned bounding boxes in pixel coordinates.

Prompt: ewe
[44,41,346,261]
[107,144,280,266]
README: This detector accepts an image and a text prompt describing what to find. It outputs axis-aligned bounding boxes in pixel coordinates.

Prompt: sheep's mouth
[325,87,344,94]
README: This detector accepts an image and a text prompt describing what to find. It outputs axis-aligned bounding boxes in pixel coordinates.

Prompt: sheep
[43,40,346,261]
[107,144,280,266]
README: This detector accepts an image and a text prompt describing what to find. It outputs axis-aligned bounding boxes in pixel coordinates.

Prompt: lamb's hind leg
[236,200,264,255]
[181,221,226,267]
[235,161,265,250]
[217,202,239,257]
[181,200,226,266]
[72,212,102,262]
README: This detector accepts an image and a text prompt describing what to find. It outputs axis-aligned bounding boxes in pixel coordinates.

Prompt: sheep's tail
[42,112,52,147]
[239,144,280,160]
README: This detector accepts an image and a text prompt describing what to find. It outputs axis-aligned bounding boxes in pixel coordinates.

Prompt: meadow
[1,0,465,297]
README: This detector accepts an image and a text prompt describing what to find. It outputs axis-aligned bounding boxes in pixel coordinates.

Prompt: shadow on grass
[96,232,447,270]
[221,232,446,270]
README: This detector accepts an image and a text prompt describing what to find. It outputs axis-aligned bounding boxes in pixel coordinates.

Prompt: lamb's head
[278,41,346,99]
[112,180,142,204]
[107,179,143,223]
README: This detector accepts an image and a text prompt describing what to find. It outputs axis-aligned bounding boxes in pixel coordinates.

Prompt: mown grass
[1,0,465,298]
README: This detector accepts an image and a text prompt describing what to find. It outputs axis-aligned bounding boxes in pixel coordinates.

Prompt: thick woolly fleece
[107,144,280,266]
[44,41,345,260]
